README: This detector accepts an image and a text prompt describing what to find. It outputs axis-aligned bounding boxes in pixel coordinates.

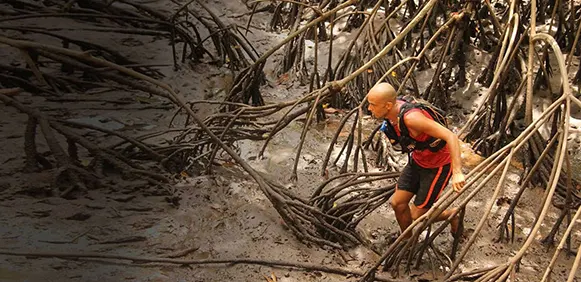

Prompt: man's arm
[404,112,466,192]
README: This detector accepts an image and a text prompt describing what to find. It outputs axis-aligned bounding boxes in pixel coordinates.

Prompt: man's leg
[410,205,459,234]
[411,163,460,235]
[390,188,415,238]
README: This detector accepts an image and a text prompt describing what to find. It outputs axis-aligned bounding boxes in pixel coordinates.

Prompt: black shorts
[397,158,452,209]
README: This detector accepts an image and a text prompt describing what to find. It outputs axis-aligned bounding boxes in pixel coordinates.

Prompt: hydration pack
[380,96,448,153]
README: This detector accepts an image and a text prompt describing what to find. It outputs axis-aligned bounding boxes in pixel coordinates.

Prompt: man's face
[367,96,391,119]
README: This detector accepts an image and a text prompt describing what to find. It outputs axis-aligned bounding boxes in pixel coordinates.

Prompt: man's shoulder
[402,108,429,123]
[400,110,431,137]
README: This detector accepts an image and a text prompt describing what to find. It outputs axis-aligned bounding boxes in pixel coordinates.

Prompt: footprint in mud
[120,38,144,47]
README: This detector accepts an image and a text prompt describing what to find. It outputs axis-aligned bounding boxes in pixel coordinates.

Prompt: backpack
[379,96,448,153]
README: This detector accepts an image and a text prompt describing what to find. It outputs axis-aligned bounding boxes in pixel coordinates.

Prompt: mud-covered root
[268,0,302,32]
[0,89,172,198]
[166,110,376,247]
[444,30,576,282]
[2,0,206,69]
[374,194,461,278]
[277,32,310,86]
[225,0,357,105]
[540,203,581,281]
[495,132,581,244]
[328,0,471,110]
[330,1,399,109]
[166,100,388,248]
[356,239,453,282]
[114,0,235,68]
[420,2,477,109]
[0,35,181,103]
[320,108,369,176]
[458,5,523,148]
[168,91,324,175]
[0,32,166,97]
[267,0,336,34]
[309,172,399,245]
[275,3,329,86]
[260,176,364,248]
[190,0,259,69]
[224,62,266,106]
[1,0,259,70]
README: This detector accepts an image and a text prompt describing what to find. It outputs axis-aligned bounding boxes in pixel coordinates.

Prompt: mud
[1,1,580,282]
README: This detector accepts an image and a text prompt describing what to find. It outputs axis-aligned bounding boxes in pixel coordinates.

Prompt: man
[367,83,465,238]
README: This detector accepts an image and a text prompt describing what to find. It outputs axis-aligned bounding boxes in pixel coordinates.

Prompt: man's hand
[451,172,466,193]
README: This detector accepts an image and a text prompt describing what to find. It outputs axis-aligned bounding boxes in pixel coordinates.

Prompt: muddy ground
[1,0,581,281]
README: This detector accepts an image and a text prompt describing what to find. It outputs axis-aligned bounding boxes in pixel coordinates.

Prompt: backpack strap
[397,98,448,153]
[378,96,448,153]
[380,120,399,145]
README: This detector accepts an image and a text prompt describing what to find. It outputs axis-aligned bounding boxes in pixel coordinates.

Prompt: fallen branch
[0,249,404,282]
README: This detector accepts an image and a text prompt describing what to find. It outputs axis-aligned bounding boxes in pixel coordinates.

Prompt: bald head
[368,83,397,103]
[367,83,397,119]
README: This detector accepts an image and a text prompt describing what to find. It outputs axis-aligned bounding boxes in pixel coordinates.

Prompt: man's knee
[390,198,409,213]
